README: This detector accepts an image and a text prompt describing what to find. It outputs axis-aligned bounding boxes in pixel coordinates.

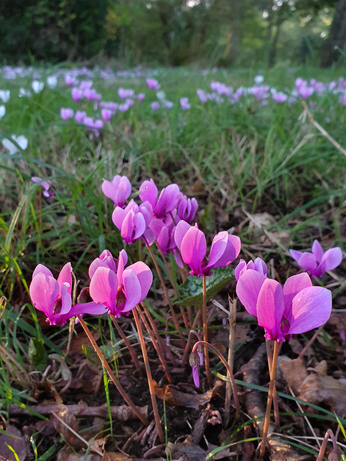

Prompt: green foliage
[174,267,234,307]
[28,337,47,371]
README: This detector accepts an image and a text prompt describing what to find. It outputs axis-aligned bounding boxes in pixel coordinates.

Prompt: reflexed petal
[257,279,285,341]
[253,258,268,276]
[132,212,146,241]
[173,248,184,268]
[289,249,303,262]
[59,282,72,315]
[180,226,206,276]
[117,176,131,206]
[89,259,112,280]
[174,220,191,250]
[122,269,142,312]
[236,269,266,316]
[316,247,343,277]
[57,262,72,295]
[312,240,324,262]
[117,249,128,284]
[234,259,247,281]
[206,232,228,268]
[112,206,126,229]
[282,273,312,322]
[127,261,153,301]
[288,286,332,335]
[66,302,108,319]
[89,267,118,312]
[32,264,53,279]
[30,272,59,317]
[207,234,241,270]
[155,184,181,217]
[102,179,117,203]
[139,179,158,207]
[298,253,317,274]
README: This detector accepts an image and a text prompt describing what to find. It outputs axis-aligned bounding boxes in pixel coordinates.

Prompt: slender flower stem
[265,340,280,427]
[110,315,141,373]
[181,329,201,367]
[133,307,164,443]
[140,301,177,367]
[137,306,172,383]
[191,340,240,419]
[202,277,211,385]
[143,238,183,344]
[316,429,338,461]
[259,340,280,458]
[77,315,148,426]
[225,296,236,427]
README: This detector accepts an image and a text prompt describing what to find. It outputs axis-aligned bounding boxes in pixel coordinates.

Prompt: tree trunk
[321,0,346,66]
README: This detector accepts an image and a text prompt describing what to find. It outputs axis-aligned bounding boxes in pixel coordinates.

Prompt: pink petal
[139,179,158,207]
[127,261,153,301]
[66,302,108,319]
[298,253,317,274]
[316,247,343,276]
[59,282,72,315]
[180,226,206,276]
[207,234,241,270]
[174,220,191,250]
[117,249,128,285]
[282,273,312,322]
[132,212,146,241]
[57,262,72,295]
[89,267,118,312]
[288,286,332,335]
[32,264,53,279]
[234,259,246,281]
[206,232,228,268]
[257,279,285,341]
[312,240,324,262]
[112,206,126,229]
[29,272,59,317]
[102,179,117,203]
[236,269,266,317]
[289,249,303,262]
[122,269,142,312]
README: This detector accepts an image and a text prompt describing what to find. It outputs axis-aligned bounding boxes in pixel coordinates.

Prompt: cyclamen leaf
[173,266,234,307]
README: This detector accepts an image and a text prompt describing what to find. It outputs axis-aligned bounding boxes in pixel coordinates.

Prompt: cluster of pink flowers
[29,248,153,325]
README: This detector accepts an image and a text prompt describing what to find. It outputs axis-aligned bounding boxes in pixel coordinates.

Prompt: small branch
[265,340,280,428]
[110,314,142,372]
[202,277,211,385]
[224,296,236,426]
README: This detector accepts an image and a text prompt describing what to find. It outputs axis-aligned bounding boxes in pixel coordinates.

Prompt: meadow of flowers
[0,64,345,460]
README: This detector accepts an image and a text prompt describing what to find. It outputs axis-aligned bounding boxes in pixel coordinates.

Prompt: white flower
[47,75,58,88]
[32,80,44,93]
[0,90,10,103]
[0,105,5,119]
[19,88,32,98]
[254,75,264,84]
[2,135,28,155]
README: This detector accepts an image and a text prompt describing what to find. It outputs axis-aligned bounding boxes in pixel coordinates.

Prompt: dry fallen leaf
[0,425,27,461]
[154,380,223,409]
[279,358,308,394]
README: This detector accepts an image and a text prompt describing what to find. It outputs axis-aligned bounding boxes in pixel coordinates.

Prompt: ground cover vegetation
[0,64,345,460]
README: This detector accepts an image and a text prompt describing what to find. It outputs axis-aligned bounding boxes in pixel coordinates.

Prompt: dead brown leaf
[279,358,308,394]
[154,380,223,409]
[0,425,27,461]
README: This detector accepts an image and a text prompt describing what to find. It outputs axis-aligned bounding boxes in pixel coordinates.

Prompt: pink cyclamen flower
[174,221,241,277]
[146,78,160,90]
[102,175,131,207]
[139,179,181,219]
[89,249,153,317]
[31,176,55,198]
[150,102,160,111]
[112,200,152,244]
[272,92,287,103]
[177,196,198,222]
[101,109,112,122]
[75,110,87,123]
[71,87,83,102]
[236,271,332,341]
[235,257,267,281]
[60,108,74,120]
[290,240,342,277]
[29,263,107,325]
[180,97,191,110]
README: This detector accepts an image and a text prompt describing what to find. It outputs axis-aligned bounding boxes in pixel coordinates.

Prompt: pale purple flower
[112,200,148,244]
[149,218,176,254]
[60,108,74,120]
[236,271,332,341]
[75,110,87,123]
[118,88,134,99]
[84,88,101,101]
[31,176,55,198]
[101,109,112,122]
[89,249,153,317]
[0,90,10,103]
[32,80,44,94]
[180,97,190,110]
[197,89,208,103]
[137,93,145,101]
[174,221,241,277]
[163,100,174,109]
[272,92,287,103]
[139,180,181,219]
[150,102,160,111]
[177,196,198,222]
[0,105,5,119]
[30,263,107,326]
[47,75,58,88]
[79,80,93,90]
[65,75,78,87]
[2,135,28,155]
[146,78,160,90]
[298,85,314,99]
[254,75,264,84]
[290,240,342,277]
[72,87,83,102]
[102,175,131,207]
[235,258,267,281]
